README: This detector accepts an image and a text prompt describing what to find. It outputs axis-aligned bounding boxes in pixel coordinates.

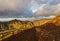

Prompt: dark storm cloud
[0,0,60,18]
[0,0,34,17]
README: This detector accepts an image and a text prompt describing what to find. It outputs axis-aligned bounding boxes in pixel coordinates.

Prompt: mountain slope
[50,14,60,26]
[1,14,60,41]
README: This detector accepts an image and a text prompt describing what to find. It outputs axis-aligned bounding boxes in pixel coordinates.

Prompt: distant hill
[0,14,60,31]
[0,19,33,31]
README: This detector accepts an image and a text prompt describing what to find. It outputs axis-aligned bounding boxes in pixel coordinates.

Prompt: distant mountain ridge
[0,14,60,31]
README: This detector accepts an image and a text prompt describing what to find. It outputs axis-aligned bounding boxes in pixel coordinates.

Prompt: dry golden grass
[33,19,50,26]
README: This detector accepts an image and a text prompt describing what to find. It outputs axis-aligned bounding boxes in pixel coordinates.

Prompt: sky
[0,0,60,21]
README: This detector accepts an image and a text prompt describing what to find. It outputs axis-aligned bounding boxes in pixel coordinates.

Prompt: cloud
[0,0,60,18]
[0,15,55,21]
[35,4,60,17]
[54,4,60,13]
[0,0,34,11]
[0,0,36,17]
[41,16,55,19]
[0,0,17,11]
[0,17,36,21]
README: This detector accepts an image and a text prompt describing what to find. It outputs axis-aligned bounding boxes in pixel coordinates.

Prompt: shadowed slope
[3,28,38,41]
[36,23,60,41]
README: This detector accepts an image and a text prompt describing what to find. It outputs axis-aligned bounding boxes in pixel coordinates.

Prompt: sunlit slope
[8,20,33,30]
[8,20,22,30]
[33,19,50,26]
[50,14,60,26]
[0,20,34,40]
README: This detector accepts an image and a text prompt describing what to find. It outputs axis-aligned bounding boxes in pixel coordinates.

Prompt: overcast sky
[0,0,60,20]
